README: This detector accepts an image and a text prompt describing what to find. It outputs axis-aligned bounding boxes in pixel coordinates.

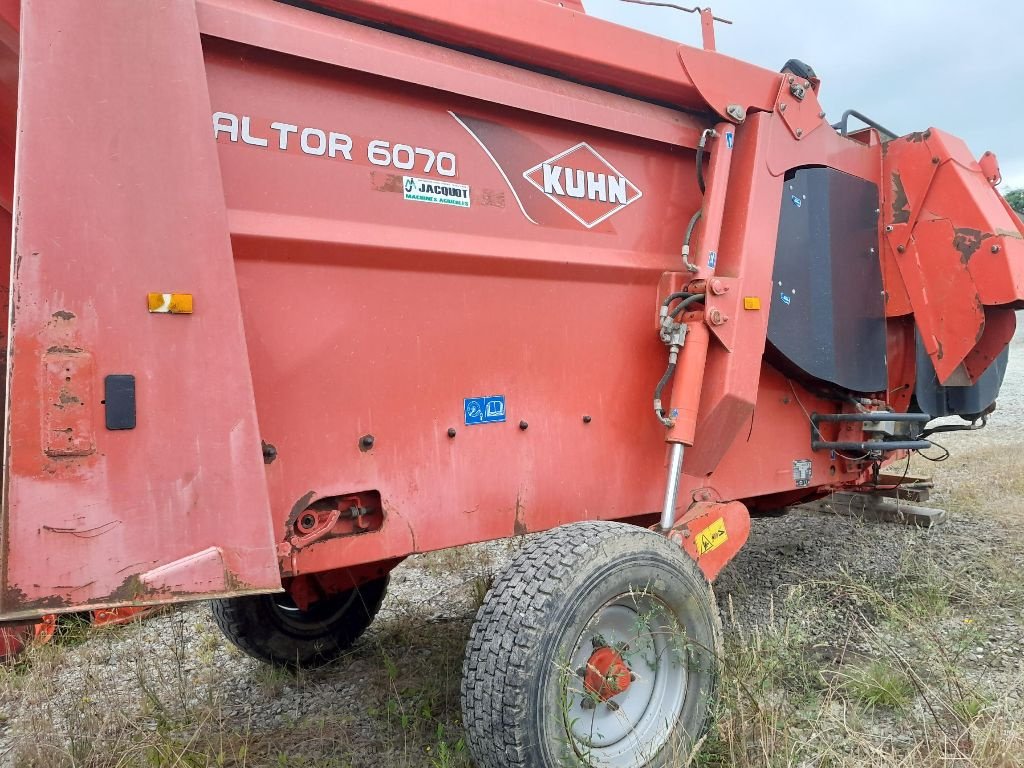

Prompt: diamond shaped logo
[523,143,642,229]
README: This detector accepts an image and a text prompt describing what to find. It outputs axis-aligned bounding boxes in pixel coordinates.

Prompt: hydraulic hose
[681,209,702,273]
[695,128,715,195]
[653,362,677,425]
[669,292,705,319]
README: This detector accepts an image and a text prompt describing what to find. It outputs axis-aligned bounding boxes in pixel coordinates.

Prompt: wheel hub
[583,646,632,701]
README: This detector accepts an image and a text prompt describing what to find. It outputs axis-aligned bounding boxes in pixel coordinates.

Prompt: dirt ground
[2,332,1023,767]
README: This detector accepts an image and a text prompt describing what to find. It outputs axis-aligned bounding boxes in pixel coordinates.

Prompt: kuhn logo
[523,143,642,228]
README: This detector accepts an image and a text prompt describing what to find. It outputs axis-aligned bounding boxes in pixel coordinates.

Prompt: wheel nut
[581,698,596,711]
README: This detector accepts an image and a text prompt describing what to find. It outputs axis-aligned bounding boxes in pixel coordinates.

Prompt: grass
[2,433,1023,766]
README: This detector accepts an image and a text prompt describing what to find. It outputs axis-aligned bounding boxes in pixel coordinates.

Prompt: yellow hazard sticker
[696,517,728,555]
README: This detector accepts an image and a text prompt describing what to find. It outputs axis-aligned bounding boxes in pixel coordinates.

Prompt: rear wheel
[462,521,721,768]
[212,575,388,668]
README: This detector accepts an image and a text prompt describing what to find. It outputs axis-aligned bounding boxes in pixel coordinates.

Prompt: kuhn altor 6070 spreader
[0,0,1020,764]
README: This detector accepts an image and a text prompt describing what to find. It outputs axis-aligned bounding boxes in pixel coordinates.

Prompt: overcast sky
[584,1,1024,190]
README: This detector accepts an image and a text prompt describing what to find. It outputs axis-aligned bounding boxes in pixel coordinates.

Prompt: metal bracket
[810,412,931,452]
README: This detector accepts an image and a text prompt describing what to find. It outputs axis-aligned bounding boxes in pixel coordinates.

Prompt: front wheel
[462,521,721,768]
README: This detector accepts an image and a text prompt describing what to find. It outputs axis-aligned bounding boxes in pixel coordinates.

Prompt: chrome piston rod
[659,442,685,530]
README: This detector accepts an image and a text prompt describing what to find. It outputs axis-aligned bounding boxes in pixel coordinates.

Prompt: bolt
[261,441,278,465]
[726,104,746,122]
[519,420,529,431]
[897,245,905,253]
[606,700,621,712]
[581,698,596,711]
[582,415,592,423]
[787,75,795,84]
[932,157,940,164]
[359,434,374,451]
[804,80,811,88]
[795,128,803,138]
[779,103,787,113]
[818,111,826,118]
[885,225,894,232]
[708,308,728,326]
[298,513,317,531]
[447,427,457,438]
[710,278,728,295]
[991,245,1001,254]
[682,529,691,538]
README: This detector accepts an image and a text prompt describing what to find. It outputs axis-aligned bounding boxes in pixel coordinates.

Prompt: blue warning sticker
[791,195,802,207]
[725,132,734,149]
[707,251,718,269]
[780,293,792,305]
[464,395,506,426]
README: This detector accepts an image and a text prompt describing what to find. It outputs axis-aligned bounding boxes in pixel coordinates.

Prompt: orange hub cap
[583,646,632,701]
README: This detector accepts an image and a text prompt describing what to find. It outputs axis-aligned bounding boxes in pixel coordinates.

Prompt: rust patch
[513,493,527,536]
[480,189,506,209]
[51,310,75,321]
[370,172,404,193]
[57,389,81,407]
[46,345,83,354]
[952,227,995,264]
[905,129,931,143]
[890,172,910,225]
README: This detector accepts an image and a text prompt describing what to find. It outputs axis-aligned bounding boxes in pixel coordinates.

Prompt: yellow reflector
[147,293,193,314]
[743,296,761,310]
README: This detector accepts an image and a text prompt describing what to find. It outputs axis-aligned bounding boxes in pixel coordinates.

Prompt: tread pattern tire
[461,521,722,768]
[211,575,388,668]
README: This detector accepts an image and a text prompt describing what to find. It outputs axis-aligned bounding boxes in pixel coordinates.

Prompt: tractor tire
[211,575,388,668]
[462,521,721,768]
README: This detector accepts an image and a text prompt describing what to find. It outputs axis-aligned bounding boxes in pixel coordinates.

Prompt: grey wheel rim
[562,591,690,767]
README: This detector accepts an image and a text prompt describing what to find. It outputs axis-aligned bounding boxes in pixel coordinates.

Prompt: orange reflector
[147,293,193,314]
[743,297,761,310]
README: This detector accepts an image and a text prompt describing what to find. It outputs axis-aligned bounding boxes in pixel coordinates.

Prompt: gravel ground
[2,330,1022,766]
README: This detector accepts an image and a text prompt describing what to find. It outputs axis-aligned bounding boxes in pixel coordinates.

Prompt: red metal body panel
[0,0,279,618]
[0,0,1019,618]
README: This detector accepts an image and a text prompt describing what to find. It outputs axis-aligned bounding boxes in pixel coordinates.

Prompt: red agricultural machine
[0,0,1020,765]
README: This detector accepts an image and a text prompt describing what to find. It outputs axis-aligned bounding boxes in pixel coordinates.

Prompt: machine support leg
[659,442,685,531]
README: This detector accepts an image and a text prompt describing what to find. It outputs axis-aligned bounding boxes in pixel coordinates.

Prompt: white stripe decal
[448,111,538,226]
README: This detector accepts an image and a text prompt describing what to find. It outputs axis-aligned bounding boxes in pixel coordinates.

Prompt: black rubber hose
[669,293,706,319]
[662,291,693,307]
[654,362,676,421]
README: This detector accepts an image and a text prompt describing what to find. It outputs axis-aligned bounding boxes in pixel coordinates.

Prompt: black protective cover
[767,167,887,393]
[913,334,1008,419]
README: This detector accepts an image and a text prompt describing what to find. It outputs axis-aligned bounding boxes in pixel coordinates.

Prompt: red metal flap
[1,0,280,619]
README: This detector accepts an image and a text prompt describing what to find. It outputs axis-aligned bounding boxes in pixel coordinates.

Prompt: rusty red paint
[0,0,1018,621]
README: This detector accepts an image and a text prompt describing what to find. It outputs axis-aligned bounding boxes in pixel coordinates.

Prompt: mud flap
[0,1,280,619]
[661,500,750,581]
